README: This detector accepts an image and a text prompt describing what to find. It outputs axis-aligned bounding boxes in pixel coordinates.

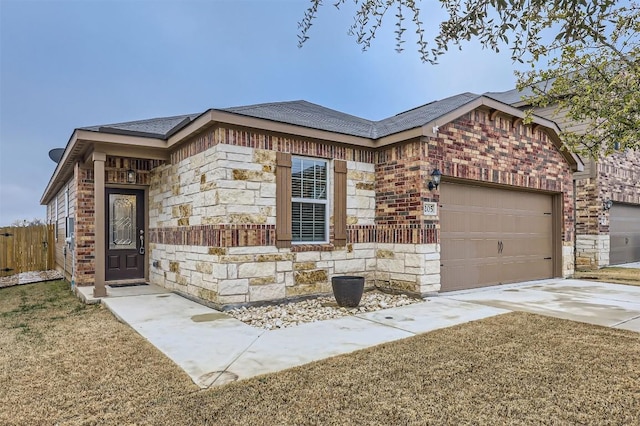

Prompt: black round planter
[331,276,365,307]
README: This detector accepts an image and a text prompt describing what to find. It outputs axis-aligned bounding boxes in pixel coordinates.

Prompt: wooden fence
[0,225,56,277]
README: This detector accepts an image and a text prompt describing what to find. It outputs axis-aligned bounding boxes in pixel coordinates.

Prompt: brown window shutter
[276,152,292,248]
[334,160,347,247]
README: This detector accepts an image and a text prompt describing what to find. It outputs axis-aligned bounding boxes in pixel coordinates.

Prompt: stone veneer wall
[575,149,640,269]
[148,135,380,305]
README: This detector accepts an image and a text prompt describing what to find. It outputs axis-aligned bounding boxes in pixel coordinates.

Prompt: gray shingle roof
[81,113,201,138]
[219,100,377,138]
[375,92,480,137]
[79,92,486,140]
[218,92,481,139]
[484,87,532,105]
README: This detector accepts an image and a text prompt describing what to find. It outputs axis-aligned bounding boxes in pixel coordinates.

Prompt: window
[291,157,328,242]
[65,186,71,238]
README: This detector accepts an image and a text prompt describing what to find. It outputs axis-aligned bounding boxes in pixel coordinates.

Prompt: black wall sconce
[428,169,442,191]
[127,169,137,184]
[603,198,613,211]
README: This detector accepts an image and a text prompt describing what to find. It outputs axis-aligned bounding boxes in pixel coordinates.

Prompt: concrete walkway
[96,276,640,389]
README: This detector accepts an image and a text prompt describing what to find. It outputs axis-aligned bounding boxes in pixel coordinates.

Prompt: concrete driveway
[100,278,640,388]
[443,279,640,333]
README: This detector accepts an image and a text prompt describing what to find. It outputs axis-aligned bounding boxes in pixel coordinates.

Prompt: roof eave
[40,129,167,205]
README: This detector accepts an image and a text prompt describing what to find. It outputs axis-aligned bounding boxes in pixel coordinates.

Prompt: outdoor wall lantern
[428,169,442,191]
[603,198,613,211]
[127,169,137,184]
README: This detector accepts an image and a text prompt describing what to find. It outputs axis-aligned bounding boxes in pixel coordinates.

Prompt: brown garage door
[440,182,554,292]
[610,203,640,265]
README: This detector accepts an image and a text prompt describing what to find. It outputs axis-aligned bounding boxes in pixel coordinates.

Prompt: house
[487,88,640,269]
[41,93,583,307]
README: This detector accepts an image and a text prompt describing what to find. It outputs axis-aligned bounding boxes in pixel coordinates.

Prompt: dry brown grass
[574,267,640,286]
[2,280,640,425]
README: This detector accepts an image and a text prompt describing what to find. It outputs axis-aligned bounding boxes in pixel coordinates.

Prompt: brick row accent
[105,156,165,185]
[347,225,438,244]
[149,223,439,247]
[170,126,375,165]
[149,224,276,247]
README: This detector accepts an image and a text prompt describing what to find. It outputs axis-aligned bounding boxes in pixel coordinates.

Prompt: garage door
[610,203,640,265]
[440,182,555,292]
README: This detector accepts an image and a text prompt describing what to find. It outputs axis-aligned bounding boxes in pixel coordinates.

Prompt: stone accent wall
[576,235,610,270]
[374,244,440,295]
[149,131,378,304]
[574,148,640,269]
[149,243,377,305]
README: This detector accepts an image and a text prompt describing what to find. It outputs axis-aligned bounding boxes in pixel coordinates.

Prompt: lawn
[574,267,640,286]
[1,280,639,425]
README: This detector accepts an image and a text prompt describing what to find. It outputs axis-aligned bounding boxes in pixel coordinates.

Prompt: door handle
[139,230,145,255]
[497,241,504,254]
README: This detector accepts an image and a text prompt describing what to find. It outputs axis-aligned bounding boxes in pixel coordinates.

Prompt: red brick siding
[430,110,574,243]
[74,167,95,285]
[170,126,375,164]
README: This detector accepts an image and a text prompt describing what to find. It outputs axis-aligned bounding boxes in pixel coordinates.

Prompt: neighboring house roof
[484,87,532,106]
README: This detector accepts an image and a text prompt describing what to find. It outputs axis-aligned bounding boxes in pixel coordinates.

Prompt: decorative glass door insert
[109,194,137,250]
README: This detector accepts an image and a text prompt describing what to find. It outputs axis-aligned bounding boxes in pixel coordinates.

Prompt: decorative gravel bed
[227,291,422,330]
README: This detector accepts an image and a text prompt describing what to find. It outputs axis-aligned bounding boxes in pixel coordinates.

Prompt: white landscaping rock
[227,291,420,330]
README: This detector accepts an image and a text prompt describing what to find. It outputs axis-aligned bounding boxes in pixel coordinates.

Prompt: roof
[484,79,556,107]
[77,93,482,141]
[217,93,481,139]
[376,93,479,137]
[41,91,584,205]
[81,113,201,139]
[219,101,377,138]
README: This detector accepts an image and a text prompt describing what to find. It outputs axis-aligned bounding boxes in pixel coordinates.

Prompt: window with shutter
[291,157,328,243]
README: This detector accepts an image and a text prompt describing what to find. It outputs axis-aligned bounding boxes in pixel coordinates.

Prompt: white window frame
[291,156,329,244]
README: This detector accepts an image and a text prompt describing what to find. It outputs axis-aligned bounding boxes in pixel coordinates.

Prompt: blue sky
[0,0,522,226]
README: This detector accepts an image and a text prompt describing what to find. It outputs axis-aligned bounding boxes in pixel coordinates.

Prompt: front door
[105,188,145,281]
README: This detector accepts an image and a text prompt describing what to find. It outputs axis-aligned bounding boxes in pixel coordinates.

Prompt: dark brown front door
[105,188,145,281]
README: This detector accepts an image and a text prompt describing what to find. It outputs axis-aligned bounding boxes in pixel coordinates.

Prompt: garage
[609,203,640,265]
[440,182,557,292]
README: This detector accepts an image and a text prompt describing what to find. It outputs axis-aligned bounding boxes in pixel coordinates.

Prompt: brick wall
[575,148,640,269]
[432,109,574,244]
[74,167,95,285]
